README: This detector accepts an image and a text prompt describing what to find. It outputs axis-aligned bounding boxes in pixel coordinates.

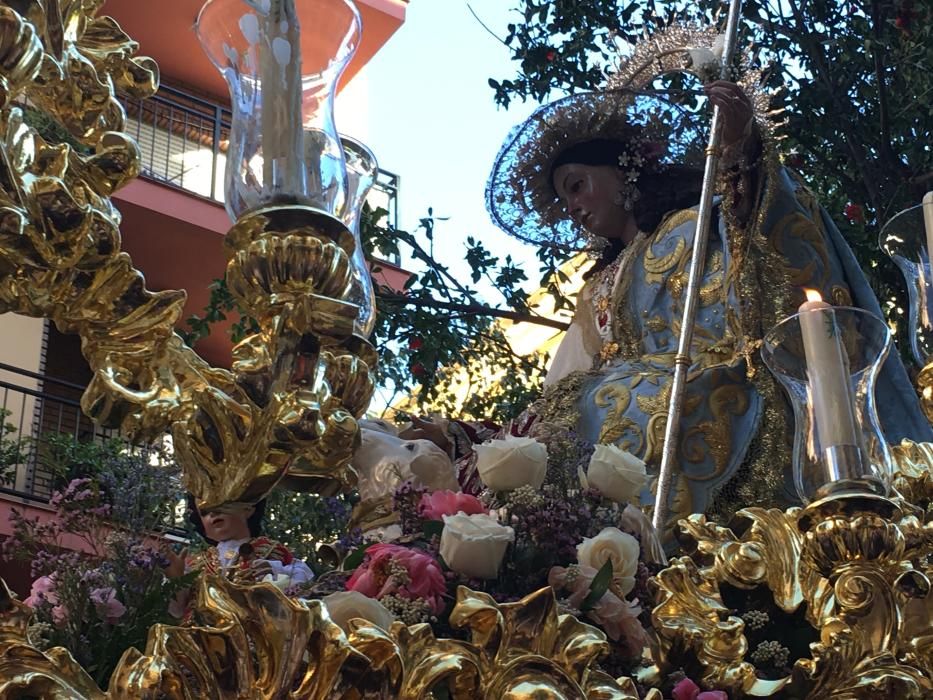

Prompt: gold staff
[652,0,746,531]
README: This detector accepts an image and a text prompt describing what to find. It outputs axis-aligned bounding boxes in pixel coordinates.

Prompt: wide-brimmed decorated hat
[485,23,774,251]
[486,89,705,250]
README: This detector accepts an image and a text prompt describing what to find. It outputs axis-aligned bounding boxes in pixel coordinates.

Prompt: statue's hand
[399,416,451,453]
[705,80,756,152]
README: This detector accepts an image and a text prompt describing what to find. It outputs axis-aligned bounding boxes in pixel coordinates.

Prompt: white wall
[0,313,44,490]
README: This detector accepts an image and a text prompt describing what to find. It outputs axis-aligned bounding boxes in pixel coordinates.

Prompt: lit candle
[260,0,305,198]
[924,191,933,266]
[798,289,860,450]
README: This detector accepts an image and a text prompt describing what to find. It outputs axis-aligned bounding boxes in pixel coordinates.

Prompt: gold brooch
[599,341,620,361]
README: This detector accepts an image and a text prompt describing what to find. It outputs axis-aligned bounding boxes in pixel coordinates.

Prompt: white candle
[798,290,859,449]
[259,0,305,198]
[924,191,933,266]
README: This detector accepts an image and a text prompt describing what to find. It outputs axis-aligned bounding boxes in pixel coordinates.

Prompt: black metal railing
[0,363,172,505]
[123,85,230,202]
[121,84,400,228]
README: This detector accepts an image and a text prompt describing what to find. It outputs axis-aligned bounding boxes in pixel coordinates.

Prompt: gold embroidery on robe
[595,383,643,453]
[644,235,687,286]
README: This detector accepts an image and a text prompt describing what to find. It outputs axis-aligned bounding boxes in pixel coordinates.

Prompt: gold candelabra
[0,3,929,699]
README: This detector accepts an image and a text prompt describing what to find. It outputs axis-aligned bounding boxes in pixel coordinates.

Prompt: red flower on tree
[408,337,422,351]
[545,49,557,62]
[844,202,865,225]
[410,362,426,378]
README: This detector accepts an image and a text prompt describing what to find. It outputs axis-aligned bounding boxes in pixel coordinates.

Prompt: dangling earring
[612,191,625,206]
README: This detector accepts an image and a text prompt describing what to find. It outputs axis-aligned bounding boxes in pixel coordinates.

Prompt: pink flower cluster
[347,543,447,614]
[672,678,728,700]
[548,565,648,658]
[417,490,487,521]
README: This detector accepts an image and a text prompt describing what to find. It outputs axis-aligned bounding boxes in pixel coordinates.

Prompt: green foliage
[261,490,358,574]
[363,205,558,422]
[580,559,614,612]
[179,277,260,347]
[491,0,933,363]
[0,409,29,486]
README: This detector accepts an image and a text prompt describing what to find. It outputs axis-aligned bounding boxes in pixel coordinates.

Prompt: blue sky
[343,1,542,298]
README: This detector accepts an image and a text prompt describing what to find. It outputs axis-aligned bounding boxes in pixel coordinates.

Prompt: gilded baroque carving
[0,577,647,699]
[0,0,372,509]
[645,499,932,698]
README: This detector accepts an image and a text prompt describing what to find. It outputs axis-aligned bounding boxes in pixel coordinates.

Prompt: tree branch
[392,228,474,302]
[377,292,570,331]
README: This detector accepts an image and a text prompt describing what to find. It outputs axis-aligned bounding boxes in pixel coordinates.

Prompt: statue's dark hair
[549,139,703,277]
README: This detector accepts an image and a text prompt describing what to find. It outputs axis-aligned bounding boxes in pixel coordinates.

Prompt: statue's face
[201,506,253,542]
[552,162,632,241]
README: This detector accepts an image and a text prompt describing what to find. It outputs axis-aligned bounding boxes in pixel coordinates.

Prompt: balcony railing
[121,85,400,229]
[0,363,171,505]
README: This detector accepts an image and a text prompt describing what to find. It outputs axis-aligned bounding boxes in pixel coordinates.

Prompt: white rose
[475,435,548,492]
[585,444,647,504]
[322,591,396,633]
[576,527,640,596]
[440,512,515,580]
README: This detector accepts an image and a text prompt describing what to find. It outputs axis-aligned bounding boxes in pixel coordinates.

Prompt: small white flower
[618,152,631,166]
[626,169,640,182]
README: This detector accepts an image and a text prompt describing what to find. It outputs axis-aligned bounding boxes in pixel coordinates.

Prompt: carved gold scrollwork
[1,577,651,699]
[649,498,933,698]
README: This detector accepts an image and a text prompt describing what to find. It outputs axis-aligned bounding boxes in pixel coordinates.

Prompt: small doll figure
[165,497,313,590]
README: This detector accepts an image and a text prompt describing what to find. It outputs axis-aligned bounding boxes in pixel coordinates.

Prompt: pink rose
[90,587,126,623]
[548,565,649,657]
[418,490,487,521]
[347,543,447,614]
[672,678,728,700]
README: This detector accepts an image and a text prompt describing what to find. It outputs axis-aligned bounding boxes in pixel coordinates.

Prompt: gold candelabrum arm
[0,1,374,511]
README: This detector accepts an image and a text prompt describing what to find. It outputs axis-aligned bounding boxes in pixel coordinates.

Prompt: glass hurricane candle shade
[340,136,378,338]
[196,0,361,222]
[761,307,893,503]
[879,203,933,367]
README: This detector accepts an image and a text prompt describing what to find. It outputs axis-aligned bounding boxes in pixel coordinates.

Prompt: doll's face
[200,505,253,542]
[552,163,635,241]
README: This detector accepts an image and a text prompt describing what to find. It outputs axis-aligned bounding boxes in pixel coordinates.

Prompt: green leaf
[342,545,370,571]
[422,520,444,538]
[580,560,613,612]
